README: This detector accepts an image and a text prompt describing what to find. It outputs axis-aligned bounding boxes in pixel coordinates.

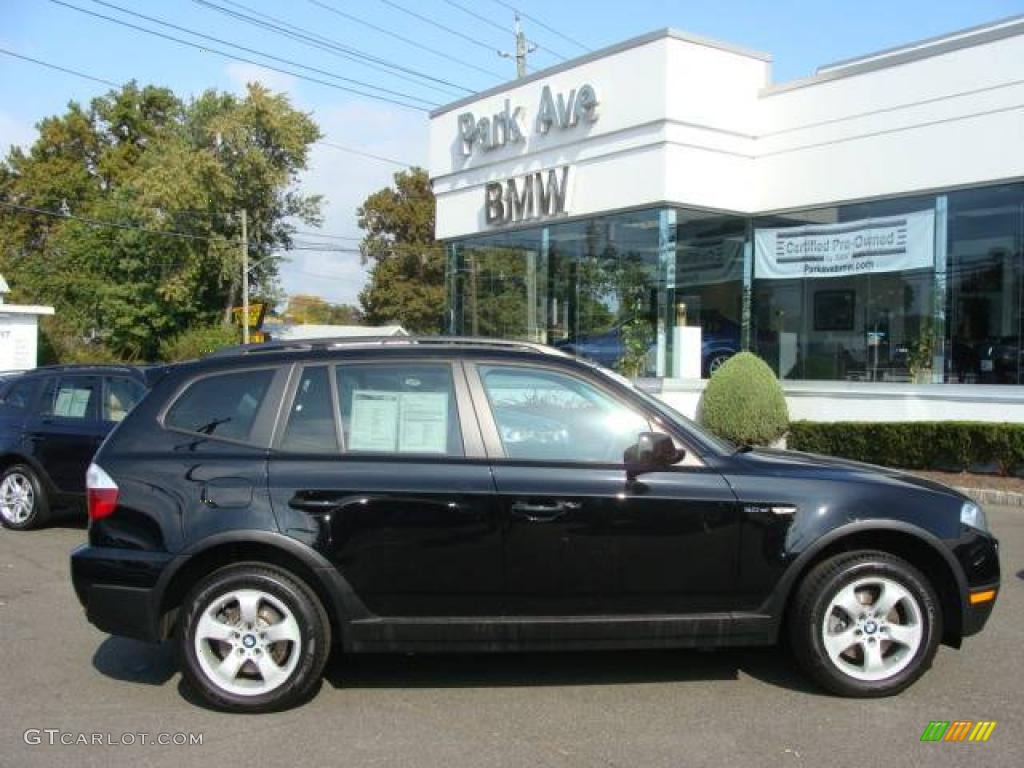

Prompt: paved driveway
[0,507,1021,768]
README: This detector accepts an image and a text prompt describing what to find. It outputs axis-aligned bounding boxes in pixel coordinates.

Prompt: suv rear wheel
[0,464,49,530]
[179,563,331,712]
[789,550,941,697]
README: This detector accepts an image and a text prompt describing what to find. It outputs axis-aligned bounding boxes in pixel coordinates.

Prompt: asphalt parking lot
[0,508,1021,768]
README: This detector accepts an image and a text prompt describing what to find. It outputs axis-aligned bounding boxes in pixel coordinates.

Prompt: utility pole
[499,12,537,78]
[240,208,249,344]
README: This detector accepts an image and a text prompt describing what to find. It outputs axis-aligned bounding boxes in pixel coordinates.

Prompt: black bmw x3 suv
[71,337,1000,711]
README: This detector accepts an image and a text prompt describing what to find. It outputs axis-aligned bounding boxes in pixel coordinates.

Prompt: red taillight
[86,463,119,521]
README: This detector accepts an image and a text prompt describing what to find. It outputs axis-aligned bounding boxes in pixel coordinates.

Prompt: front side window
[281,367,338,453]
[1,379,35,409]
[478,365,650,462]
[165,369,274,442]
[336,364,463,456]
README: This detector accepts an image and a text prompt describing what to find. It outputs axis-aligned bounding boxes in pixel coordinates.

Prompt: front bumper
[951,528,1000,638]
[70,544,174,642]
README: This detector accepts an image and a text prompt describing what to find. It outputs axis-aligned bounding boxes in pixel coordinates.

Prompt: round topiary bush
[699,351,789,445]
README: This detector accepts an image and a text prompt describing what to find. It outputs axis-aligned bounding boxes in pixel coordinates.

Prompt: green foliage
[0,81,321,361]
[158,323,240,362]
[618,317,653,378]
[700,351,789,445]
[789,421,1024,476]
[283,294,362,325]
[357,168,445,333]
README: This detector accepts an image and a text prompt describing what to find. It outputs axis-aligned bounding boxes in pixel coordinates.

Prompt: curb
[953,486,1024,508]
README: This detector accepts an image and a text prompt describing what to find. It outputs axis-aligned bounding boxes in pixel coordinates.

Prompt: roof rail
[206,335,569,359]
[31,363,141,373]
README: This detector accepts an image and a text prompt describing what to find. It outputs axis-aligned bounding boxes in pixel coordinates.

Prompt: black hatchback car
[0,365,151,530]
[70,338,999,712]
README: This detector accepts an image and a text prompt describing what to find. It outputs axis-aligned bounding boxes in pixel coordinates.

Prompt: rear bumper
[70,544,173,642]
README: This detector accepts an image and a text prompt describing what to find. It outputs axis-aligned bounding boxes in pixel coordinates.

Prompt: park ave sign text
[458,83,596,227]
[457,83,599,156]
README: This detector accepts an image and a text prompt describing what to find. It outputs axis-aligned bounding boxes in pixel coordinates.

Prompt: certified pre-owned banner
[754,209,935,280]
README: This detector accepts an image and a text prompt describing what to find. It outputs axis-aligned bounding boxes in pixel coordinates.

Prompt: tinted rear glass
[165,369,274,442]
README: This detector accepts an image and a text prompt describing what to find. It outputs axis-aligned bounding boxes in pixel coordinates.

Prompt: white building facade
[429,17,1024,420]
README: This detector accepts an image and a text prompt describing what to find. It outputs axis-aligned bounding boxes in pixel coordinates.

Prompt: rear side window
[281,367,338,453]
[103,376,146,423]
[41,376,100,420]
[165,369,274,442]
[336,364,463,456]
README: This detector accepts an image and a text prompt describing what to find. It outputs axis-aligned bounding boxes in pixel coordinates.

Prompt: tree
[357,168,445,333]
[0,81,322,361]
[283,294,362,325]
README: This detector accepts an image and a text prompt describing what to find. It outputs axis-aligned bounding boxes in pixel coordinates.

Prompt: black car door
[27,374,103,494]
[467,361,741,616]
[267,359,500,618]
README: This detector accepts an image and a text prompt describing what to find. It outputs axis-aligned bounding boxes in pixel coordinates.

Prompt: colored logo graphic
[920,721,997,742]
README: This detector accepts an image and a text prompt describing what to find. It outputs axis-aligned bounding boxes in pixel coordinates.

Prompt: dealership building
[428,15,1024,420]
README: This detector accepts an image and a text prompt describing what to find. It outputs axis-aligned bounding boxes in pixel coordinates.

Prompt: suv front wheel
[179,563,331,712]
[789,550,941,697]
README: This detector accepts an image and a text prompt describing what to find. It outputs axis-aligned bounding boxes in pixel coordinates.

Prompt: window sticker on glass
[54,386,92,418]
[349,390,449,454]
[349,391,400,451]
[398,392,448,453]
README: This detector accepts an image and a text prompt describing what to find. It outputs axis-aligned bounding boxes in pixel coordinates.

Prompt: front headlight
[960,501,989,533]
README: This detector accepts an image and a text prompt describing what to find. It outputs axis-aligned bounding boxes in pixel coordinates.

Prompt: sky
[2,0,1023,306]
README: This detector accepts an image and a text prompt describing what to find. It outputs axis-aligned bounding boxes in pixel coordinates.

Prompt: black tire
[179,563,331,712]
[789,550,941,697]
[0,464,50,531]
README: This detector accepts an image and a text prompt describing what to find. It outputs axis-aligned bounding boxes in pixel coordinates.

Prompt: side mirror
[624,432,682,484]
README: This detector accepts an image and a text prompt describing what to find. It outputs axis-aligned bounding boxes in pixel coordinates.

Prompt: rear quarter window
[164,369,275,443]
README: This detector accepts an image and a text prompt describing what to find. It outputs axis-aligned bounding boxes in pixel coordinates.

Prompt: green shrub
[700,351,789,445]
[159,323,240,362]
[788,421,1024,476]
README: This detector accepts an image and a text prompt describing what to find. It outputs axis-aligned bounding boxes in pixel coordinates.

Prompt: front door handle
[510,499,580,522]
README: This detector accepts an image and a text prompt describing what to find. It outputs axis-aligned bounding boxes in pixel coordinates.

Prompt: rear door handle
[510,499,580,522]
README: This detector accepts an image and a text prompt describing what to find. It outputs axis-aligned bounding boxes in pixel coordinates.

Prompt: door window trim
[269,358,486,459]
[464,359,704,468]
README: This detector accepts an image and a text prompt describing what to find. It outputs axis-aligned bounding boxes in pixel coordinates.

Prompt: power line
[489,0,590,53]
[377,0,503,58]
[195,0,470,97]
[0,48,120,88]
[84,0,437,107]
[47,0,432,111]
[441,0,567,63]
[306,0,504,80]
[0,200,233,243]
[315,140,416,168]
[2,201,370,254]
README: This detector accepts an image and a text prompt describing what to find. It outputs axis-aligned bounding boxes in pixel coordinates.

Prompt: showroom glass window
[751,194,938,383]
[547,210,662,376]
[946,183,1024,385]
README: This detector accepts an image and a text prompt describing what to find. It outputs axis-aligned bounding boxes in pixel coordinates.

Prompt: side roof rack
[207,335,569,359]
[30,363,141,374]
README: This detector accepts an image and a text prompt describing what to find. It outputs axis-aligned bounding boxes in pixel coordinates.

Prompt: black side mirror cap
[624,432,682,483]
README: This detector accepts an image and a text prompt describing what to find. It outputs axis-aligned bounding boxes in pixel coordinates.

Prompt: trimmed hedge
[700,352,789,445]
[788,421,1024,476]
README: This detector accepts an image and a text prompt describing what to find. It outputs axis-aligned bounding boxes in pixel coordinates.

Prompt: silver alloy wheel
[821,575,924,682]
[194,588,302,696]
[0,472,35,525]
